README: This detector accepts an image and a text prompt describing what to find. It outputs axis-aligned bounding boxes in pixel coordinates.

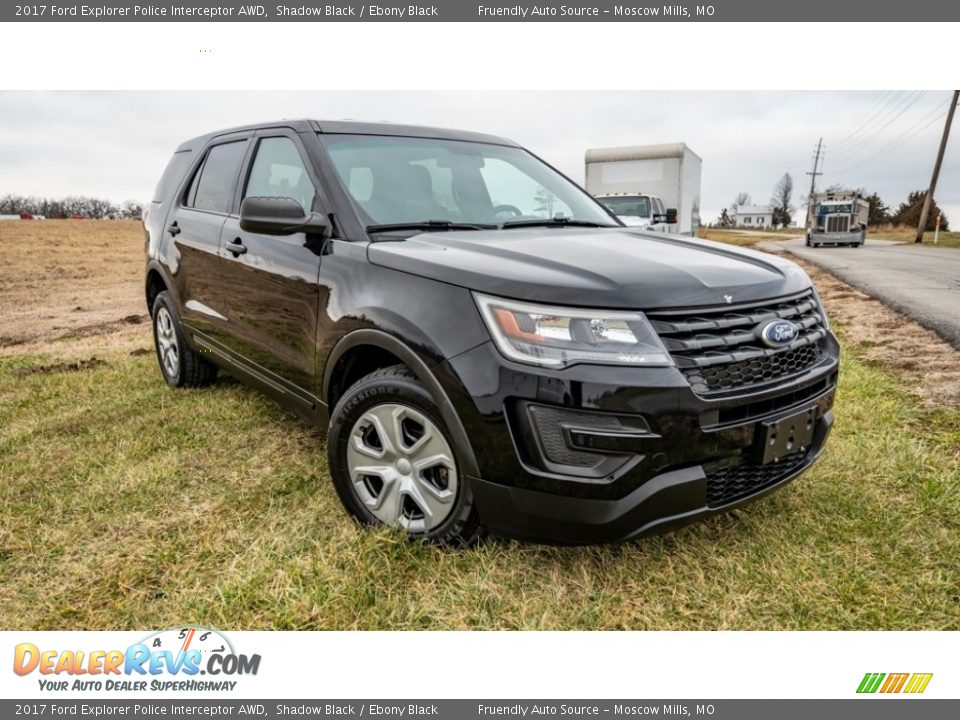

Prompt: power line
[826,91,891,148]
[828,90,907,153]
[826,99,951,175]
[828,91,928,164]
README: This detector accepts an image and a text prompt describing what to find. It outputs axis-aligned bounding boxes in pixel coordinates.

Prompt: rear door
[165,134,250,341]
[215,130,326,397]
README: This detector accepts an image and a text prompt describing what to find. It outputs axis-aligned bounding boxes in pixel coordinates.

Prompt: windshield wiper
[500,218,614,229]
[366,220,498,233]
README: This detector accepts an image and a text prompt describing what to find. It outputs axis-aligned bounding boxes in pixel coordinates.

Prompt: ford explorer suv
[144,120,838,545]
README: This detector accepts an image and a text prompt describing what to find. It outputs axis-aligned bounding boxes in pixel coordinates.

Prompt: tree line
[857,189,949,231]
[0,194,143,219]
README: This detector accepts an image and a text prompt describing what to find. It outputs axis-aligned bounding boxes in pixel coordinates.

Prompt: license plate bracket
[753,406,817,465]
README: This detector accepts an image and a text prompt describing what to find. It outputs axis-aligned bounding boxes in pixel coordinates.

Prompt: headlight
[474,293,673,369]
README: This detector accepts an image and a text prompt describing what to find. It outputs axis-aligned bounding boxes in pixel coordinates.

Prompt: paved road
[758,237,960,349]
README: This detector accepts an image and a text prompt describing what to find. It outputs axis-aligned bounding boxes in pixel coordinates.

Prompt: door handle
[225,238,247,256]
[167,222,181,236]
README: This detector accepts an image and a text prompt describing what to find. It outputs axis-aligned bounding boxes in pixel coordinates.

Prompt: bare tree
[733,192,751,208]
[771,173,794,228]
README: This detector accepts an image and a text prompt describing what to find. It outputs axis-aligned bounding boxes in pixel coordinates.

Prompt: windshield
[596,195,652,218]
[821,204,852,214]
[319,134,617,229]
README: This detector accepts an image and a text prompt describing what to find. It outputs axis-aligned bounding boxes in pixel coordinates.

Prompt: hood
[368,227,811,310]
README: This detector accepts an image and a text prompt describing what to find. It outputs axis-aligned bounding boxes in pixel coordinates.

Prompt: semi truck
[584,143,702,235]
[806,190,869,248]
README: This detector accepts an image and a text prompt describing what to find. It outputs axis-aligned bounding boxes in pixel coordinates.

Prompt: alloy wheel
[155,306,180,380]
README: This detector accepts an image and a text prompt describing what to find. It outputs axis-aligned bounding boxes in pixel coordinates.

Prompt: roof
[175,119,519,153]
[584,142,701,163]
[735,204,774,215]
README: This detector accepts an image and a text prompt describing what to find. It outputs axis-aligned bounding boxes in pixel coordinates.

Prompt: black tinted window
[190,141,247,213]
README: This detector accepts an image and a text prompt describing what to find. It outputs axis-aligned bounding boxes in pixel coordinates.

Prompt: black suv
[144,120,838,544]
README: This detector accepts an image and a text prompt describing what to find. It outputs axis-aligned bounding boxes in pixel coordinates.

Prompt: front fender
[322,328,481,479]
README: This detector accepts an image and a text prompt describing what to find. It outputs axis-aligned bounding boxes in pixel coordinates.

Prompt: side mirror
[665,208,678,224]
[239,196,329,237]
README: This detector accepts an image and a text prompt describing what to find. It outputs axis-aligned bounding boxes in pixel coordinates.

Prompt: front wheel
[327,365,482,545]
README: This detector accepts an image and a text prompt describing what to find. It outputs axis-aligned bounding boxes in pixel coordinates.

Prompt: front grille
[705,450,808,507]
[826,215,849,233]
[647,290,828,395]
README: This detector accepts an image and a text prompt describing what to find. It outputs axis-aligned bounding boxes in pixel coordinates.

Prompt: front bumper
[811,231,864,245]
[437,336,839,543]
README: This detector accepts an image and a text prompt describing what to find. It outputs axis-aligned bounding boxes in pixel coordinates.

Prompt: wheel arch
[323,329,480,479]
[145,261,175,311]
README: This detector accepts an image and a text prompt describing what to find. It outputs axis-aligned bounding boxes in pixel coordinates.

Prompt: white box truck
[585,143,702,235]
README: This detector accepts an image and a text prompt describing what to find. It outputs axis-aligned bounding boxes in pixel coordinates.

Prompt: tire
[327,364,482,545]
[151,290,218,388]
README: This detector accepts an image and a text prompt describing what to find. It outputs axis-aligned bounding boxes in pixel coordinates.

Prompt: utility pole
[805,137,824,229]
[916,89,959,243]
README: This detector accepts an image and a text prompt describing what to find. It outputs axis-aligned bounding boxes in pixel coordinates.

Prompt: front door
[216,132,325,396]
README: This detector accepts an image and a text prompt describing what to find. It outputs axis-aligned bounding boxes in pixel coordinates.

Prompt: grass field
[1,221,959,630]
[865,225,960,249]
[700,226,960,249]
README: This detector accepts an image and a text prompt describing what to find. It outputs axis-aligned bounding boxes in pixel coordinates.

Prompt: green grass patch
[1,342,958,630]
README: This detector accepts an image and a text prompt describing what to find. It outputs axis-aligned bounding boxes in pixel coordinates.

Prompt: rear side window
[151,150,192,203]
[243,137,316,212]
[188,141,247,214]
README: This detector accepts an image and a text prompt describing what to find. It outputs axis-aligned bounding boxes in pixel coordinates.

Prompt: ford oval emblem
[760,319,799,348]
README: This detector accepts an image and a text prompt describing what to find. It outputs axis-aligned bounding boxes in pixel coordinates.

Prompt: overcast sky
[1,91,957,225]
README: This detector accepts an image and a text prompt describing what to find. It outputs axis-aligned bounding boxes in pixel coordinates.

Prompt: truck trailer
[585,143,702,235]
[806,190,869,247]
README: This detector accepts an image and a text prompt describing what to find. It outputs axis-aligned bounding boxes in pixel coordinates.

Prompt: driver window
[244,137,316,212]
[479,158,573,219]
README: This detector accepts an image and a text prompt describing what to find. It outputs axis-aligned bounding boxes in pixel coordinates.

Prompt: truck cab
[806,192,869,248]
[594,193,675,232]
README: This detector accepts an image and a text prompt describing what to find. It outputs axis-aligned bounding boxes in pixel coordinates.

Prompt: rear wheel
[151,291,217,388]
[327,365,482,545]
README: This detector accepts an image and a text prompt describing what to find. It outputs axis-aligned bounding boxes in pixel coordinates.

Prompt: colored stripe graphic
[904,673,933,694]
[857,673,885,693]
[880,673,909,693]
[857,672,932,694]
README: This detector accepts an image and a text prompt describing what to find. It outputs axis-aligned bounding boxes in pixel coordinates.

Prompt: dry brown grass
[867,224,960,248]
[756,246,960,409]
[0,219,148,353]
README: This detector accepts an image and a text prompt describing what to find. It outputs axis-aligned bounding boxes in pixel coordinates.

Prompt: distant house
[733,204,774,228]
